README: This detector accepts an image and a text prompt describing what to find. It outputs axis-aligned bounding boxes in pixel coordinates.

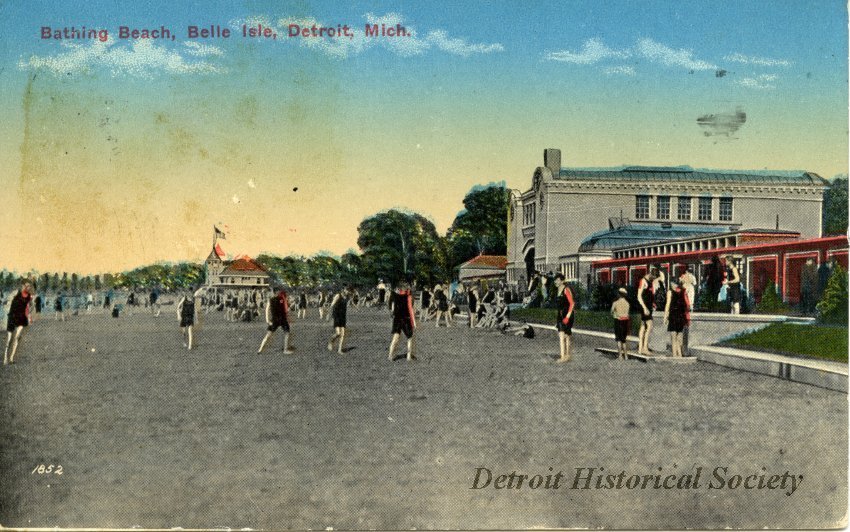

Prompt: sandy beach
[0,307,846,529]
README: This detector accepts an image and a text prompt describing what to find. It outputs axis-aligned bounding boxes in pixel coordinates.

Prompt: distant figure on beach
[388,281,416,361]
[637,268,657,356]
[610,287,631,360]
[297,292,308,319]
[176,289,196,350]
[150,289,161,317]
[54,292,66,322]
[4,282,33,366]
[33,293,42,322]
[327,287,350,354]
[467,283,479,327]
[419,285,432,323]
[377,280,387,307]
[554,273,575,363]
[258,287,294,354]
[432,284,451,327]
[317,290,327,320]
[664,279,690,357]
[86,292,94,314]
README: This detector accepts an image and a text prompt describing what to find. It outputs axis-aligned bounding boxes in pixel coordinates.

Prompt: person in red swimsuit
[4,281,33,366]
[388,281,417,361]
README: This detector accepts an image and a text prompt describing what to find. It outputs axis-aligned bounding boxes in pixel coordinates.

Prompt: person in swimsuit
[664,279,690,357]
[467,283,480,328]
[419,285,432,323]
[327,287,350,354]
[54,291,65,322]
[258,287,295,354]
[297,292,308,319]
[176,289,197,350]
[554,273,575,363]
[432,284,451,328]
[388,281,416,361]
[723,256,742,315]
[4,282,33,365]
[637,269,657,356]
[377,280,386,308]
[610,287,631,360]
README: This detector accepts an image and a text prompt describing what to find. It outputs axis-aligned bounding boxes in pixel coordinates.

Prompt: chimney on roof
[544,149,561,176]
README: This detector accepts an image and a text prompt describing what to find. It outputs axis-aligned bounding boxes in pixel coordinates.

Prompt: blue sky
[0,0,846,272]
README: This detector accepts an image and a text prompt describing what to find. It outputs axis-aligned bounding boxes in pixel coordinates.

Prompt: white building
[507,148,829,290]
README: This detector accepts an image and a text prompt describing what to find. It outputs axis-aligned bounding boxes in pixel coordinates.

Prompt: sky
[0,0,847,274]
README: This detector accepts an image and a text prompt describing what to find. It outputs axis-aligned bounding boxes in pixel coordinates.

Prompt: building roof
[220,256,269,276]
[579,224,725,252]
[206,246,223,262]
[557,166,828,186]
[459,255,508,270]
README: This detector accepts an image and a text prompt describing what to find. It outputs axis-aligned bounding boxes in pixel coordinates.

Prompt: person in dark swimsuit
[297,292,308,319]
[327,287,350,354]
[176,289,197,350]
[664,279,690,357]
[258,287,294,354]
[4,282,33,365]
[467,284,479,327]
[637,269,657,356]
[388,281,416,361]
[433,284,451,327]
[723,256,742,315]
[419,286,432,322]
[554,273,575,363]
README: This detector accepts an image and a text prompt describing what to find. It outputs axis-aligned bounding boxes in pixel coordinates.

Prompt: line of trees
[1,183,511,294]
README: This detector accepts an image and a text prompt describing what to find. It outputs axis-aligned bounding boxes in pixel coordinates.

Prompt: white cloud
[245,12,502,59]
[545,38,630,64]
[603,65,635,76]
[735,73,778,90]
[183,41,224,57]
[426,29,504,56]
[724,52,792,67]
[18,37,224,77]
[634,38,716,71]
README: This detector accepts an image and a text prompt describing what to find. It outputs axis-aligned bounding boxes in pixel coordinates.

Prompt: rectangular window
[698,197,713,221]
[677,196,691,220]
[657,196,670,220]
[719,197,733,221]
[635,195,650,219]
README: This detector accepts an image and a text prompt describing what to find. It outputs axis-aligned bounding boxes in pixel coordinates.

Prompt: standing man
[176,289,197,350]
[388,281,416,361]
[327,287,350,354]
[258,286,294,354]
[467,283,479,328]
[637,268,657,356]
[4,282,33,365]
[554,273,575,363]
[610,287,631,360]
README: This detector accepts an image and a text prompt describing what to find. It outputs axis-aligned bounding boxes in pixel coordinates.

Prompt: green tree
[755,280,789,314]
[817,264,848,324]
[357,209,448,285]
[446,183,509,269]
[823,175,848,235]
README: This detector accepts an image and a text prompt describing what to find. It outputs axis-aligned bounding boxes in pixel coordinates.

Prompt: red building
[592,230,847,304]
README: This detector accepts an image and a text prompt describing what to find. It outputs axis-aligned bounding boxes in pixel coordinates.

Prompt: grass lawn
[511,308,642,333]
[723,323,848,363]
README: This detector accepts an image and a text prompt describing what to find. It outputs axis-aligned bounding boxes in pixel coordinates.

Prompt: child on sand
[610,287,631,360]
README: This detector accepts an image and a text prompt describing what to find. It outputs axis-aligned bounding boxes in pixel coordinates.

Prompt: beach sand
[0,307,846,529]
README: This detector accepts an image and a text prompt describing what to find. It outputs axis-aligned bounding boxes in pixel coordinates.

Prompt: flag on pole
[214,226,226,240]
